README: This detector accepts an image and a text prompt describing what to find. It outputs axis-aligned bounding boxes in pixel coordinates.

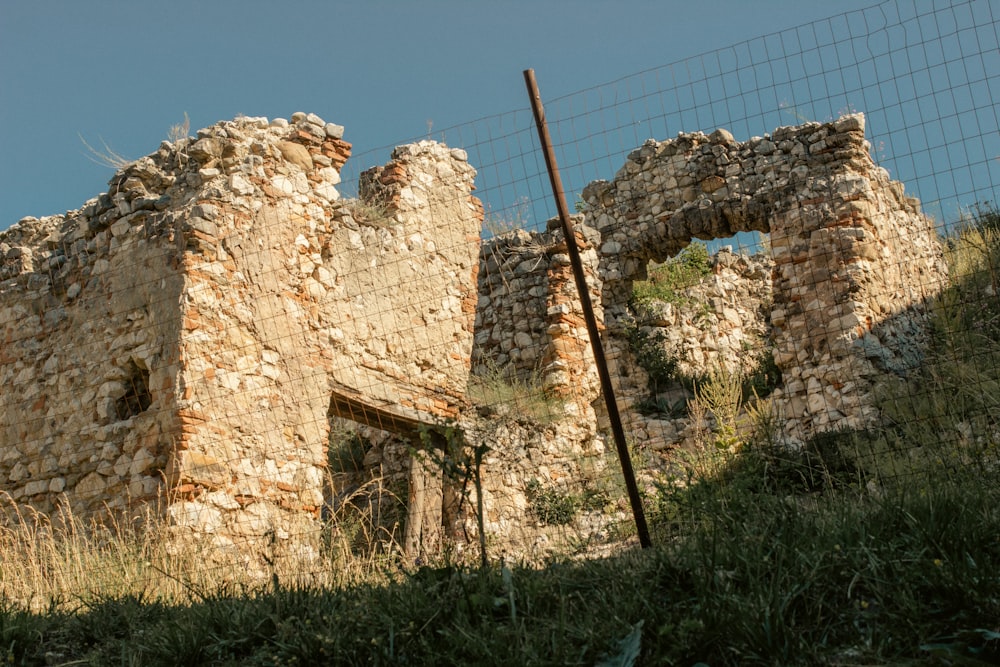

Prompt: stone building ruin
[1,111,948,562]
[479,113,948,450]
[0,112,483,562]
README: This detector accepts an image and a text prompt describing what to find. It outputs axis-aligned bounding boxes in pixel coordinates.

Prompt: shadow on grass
[4,470,999,666]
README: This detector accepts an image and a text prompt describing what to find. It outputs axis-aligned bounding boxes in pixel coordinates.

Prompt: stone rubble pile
[634,247,774,379]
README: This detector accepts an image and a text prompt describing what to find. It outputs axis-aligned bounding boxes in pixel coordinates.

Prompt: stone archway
[582,114,948,440]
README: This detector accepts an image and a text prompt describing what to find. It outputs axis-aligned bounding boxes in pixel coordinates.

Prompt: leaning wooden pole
[523,68,652,548]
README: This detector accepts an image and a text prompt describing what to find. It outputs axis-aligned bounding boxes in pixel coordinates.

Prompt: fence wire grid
[1,0,998,601]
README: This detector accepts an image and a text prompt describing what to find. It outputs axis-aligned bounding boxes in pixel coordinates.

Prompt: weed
[692,365,745,452]
[327,429,369,475]
[168,112,191,143]
[524,480,579,526]
[339,196,396,227]
[79,113,192,171]
[78,133,133,170]
[631,242,711,311]
[969,200,1000,234]
[323,472,408,566]
[482,196,531,237]
[467,360,564,425]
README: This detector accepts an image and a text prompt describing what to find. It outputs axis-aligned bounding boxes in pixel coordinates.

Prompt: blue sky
[0,0,896,229]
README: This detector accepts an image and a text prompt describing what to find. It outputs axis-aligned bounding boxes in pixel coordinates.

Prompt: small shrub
[525,480,579,526]
[580,483,614,513]
[621,318,682,395]
[631,242,712,310]
[327,430,369,474]
[801,428,873,485]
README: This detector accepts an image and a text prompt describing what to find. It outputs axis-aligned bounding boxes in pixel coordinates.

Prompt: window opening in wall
[115,359,152,421]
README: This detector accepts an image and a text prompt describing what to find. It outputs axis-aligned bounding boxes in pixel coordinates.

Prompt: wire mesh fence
[1,0,998,603]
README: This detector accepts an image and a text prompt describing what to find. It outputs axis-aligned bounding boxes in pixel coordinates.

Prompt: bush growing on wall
[631,242,712,311]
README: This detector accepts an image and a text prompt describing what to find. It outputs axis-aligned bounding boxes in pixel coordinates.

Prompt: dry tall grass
[0,478,406,611]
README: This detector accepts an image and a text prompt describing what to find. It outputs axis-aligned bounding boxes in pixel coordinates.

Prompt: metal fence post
[523,68,652,549]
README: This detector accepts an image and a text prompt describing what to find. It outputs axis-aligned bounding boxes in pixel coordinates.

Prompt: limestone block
[168,451,229,489]
[230,173,254,196]
[128,476,160,498]
[276,141,314,170]
[168,501,223,533]
[7,462,27,482]
[203,491,240,510]
[271,175,295,195]
[75,472,107,499]
[229,503,278,537]
[129,448,156,476]
[23,479,49,496]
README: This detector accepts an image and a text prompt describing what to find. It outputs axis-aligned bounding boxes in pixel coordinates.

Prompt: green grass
[3,476,998,665]
[631,241,712,311]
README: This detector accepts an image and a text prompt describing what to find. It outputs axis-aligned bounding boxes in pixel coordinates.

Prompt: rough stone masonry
[0,112,482,562]
[1,110,949,562]
[477,113,949,449]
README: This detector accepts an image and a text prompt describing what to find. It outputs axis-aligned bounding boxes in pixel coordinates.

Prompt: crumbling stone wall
[472,219,602,419]
[0,112,481,562]
[584,113,948,440]
[0,212,183,519]
[2,109,950,564]
[342,112,948,558]
[481,114,948,445]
